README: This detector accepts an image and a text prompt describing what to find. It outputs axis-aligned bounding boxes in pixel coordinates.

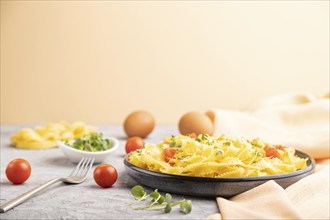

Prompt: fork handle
[0,178,61,213]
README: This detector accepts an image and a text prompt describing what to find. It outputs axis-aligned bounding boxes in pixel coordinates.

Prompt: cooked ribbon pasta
[11,121,95,149]
[128,134,308,177]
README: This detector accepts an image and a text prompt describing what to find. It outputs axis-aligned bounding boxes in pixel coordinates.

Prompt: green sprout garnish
[130,185,192,214]
[131,185,147,200]
[223,141,231,146]
[169,141,176,148]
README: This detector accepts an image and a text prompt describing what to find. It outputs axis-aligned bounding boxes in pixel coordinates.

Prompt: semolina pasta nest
[128,134,308,177]
[11,121,95,149]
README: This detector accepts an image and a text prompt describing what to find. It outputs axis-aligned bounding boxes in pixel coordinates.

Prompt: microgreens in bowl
[65,132,112,152]
[57,133,119,163]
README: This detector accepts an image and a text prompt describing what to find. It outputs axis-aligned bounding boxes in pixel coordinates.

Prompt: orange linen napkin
[207,92,330,220]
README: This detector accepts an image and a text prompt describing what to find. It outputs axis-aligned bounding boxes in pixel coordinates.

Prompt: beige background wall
[1,1,329,124]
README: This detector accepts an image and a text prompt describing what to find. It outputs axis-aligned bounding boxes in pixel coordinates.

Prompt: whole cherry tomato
[6,158,31,184]
[125,137,145,154]
[93,164,118,188]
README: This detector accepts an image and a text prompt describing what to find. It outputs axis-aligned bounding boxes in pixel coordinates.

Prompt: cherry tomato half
[6,158,31,184]
[164,148,177,162]
[93,164,118,188]
[264,146,281,159]
[125,137,145,154]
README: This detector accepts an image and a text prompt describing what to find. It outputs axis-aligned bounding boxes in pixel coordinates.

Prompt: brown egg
[205,111,215,124]
[178,111,214,136]
[124,110,155,138]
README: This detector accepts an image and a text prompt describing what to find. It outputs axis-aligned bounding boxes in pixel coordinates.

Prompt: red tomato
[125,137,145,154]
[93,164,118,188]
[6,158,31,184]
[264,146,281,159]
[275,145,285,151]
[164,148,177,162]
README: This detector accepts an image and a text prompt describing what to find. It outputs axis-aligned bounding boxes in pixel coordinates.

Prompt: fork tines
[69,157,95,179]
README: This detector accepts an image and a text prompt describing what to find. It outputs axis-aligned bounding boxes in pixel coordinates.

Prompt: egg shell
[178,111,214,136]
[124,111,155,138]
[205,111,215,124]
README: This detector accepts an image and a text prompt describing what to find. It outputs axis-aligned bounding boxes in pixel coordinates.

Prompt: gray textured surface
[0,124,218,219]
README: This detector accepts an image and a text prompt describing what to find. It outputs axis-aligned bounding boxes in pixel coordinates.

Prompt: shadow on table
[44,156,73,167]
[0,181,12,186]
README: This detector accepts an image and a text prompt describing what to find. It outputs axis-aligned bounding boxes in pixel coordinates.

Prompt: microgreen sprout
[130,185,148,205]
[129,185,192,214]
[223,141,231,146]
[169,141,176,148]
[196,134,214,145]
[180,199,192,214]
[147,189,164,208]
[136,149,142,155]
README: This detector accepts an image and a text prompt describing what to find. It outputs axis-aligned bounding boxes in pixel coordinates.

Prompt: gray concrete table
[0,124,218,219]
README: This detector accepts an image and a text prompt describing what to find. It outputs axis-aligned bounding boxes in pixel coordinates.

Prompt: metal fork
[0,157,94,213]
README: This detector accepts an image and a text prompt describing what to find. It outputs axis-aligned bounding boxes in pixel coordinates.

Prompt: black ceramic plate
[124,150,315,198]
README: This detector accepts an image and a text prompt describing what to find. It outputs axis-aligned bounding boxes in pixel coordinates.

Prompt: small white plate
[57,137,119,163]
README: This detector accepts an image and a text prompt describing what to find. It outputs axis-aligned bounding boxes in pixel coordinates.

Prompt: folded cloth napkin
[212,92,329,159]
[207,92,330,220]
[207,163,329,220]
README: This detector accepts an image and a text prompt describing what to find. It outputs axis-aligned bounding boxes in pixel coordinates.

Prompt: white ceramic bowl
[57,137,119,163]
